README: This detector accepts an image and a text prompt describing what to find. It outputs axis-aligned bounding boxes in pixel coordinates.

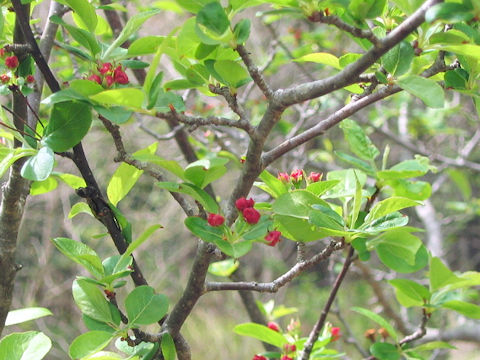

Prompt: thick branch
[277,0,442,107]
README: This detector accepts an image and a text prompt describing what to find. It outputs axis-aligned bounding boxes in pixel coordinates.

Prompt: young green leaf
[72,279,113,323]
[125,286,169,326]
[339,119,380,161]
[441,300,480,319]
[42,101,92,152]
[52,237,104,279]
[68,331,113,359]
[369,342,400,360]
[56,0,98,32]
[256,169,289,198]
[382,41,414,77]
[234,323,287,348]
[389,279,430,307]
[161,333,176,360]
[0,331,51,360]
[184,216,224,243]
[397,75,445,108]
[89,88,145,108]
[233,19,251,44]
[184,157,229,188]
[158,182,219,213]
[429,257,462,291]
[208,259,239,277]
[20,147,55,181]
[49,16,100,57]
[294,52,341,69]
[5,307,52,327]
[196,2,230,35]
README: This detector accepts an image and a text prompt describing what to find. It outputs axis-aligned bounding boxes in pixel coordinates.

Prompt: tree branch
[205,240,344,292]
[236,44,273,99]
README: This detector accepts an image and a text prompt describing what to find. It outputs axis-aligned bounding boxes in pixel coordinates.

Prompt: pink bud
[265,230,281,247]
[113,65,129,84]
[235,197,255,211]
[308,171,322,182]
[330,326,341,341]
[88,74,102,84]
[5,56,18,69]
[243,207,261,225]
[290,169,303,182]
[277,172,290,183]
[207,213,225,227]
[267,322,280,332]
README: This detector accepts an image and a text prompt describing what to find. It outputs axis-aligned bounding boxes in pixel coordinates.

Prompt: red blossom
[0,48,5,57]
[207,213,225,227]
[98,62,112,74]
[330,326,341,341]
[235,197,255,211]
[113,65,129,84]
[252,356,267,360]
[88,74,102,85]
[243,207,261,224]
[267,322,280,332]
[5,56,18,69]
[0,74,10,84]
[283,343,296,353]
[281,356,293,360]
[26,75,35,83]
[308,171,322,182]
[277,172,290,183]
[105,75,114,87]
[290,169,303,182]
[265,230,281,247]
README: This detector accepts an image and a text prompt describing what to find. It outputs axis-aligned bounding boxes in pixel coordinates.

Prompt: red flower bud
[207,213,225,227]
[98,62,112,74]
[267,322,280,332]
[105,75,114,87]
[0,48,5,57]
[113,65,129,84]
[265,230,281,247]
[283,343,296,353]
[243,207,260,224]
[290,169,303,182]
[0,74,10,84]
[330,326,341,341]
[5,56,18,69]
[277,172,290,183]
[252,356,267,360]
[26,74,35,83]
[235,197,255,211]
[281,356,293,360]
[308,171,322,182]
[88,74,102,84]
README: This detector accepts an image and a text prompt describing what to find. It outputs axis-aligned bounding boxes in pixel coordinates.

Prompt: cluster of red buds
[0,49,35,88]
[207,213,225,227]
[278,169,322,184]
[87,62,129,88]
[330,326,341,341]
[235,197,261,224]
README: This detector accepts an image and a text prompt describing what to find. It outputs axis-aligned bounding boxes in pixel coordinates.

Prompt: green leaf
[234,323,287,348]
[339,119,379,161]
[351,172,363,228]
[68,202,93,219]
[184,157,228,188]
[161,333,176,360]
[233,19,251,44]
[49,16,100,57]
[107,142,157,206]
[56,0,98,32]
[444,69,469,90]
[349,0,387,19]
[158,182,218,213]
[370,342,400,360]
[125,286,169,326]
[132,153,185,180]
[90,88,145,108]
[397,75,444,108]
[184,216,224,243]
[294,52,340,69]
[273,190,329,219]
[256,169,289,198]
[94,106,132,125]
[385,179,432,201]
[20,147,54,181]
[72,279,113,323]
[409,341,456,352]
[42,101,92,152]
[274,214,330,242]
[441,300,480,319]
[154,91,186,112]
[103,9,161,59]
[69,331,113,359]
[382,41,414,77]
[208,259,239,277]
[147,72,164,109]
[5,308,52,326]
[128,35,165,56]
[309,205,345,231]
[389,279,430,307]
[213,60,251,89]
[0,331,51,360]
[69,80,104,97]
[352,307,398,341]
[335,151,376,175]
[52,237,104,279]
[366,197,420,221]
[216,239,253,258]
[429,257,462,291]
[196,2,229,35]
[377,157,431,179]
[41,88,90,106]
[360,212,409,234]
[82,314,117,334]
[425,3,474,23]
[377,239,429,273]
[242,217,272,241]
[305,180,340,196]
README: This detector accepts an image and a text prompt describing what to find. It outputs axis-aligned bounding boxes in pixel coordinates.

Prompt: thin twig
[299,246,355,360]
[236,44,273,99]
